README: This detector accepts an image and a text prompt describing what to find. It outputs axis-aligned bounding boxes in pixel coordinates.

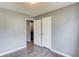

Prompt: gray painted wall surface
[36,3,79,57]
[0,9,33,55]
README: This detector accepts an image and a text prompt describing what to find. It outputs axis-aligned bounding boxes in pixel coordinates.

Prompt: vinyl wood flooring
[2,42,64,57]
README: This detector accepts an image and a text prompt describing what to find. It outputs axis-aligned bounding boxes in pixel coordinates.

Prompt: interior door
[34,19,42,46]
[42,16,52,49]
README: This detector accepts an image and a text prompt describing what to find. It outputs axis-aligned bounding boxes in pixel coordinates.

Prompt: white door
[42,16,52,49]
[34,19,42,46]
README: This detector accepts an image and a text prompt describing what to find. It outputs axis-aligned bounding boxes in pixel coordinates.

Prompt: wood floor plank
[1,42,64,57]
[44,52,56,57]
[20,47,42,57]
[35,47,50,57]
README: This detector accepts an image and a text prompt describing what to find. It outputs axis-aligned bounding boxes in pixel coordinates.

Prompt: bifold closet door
[34,19,42,46]
[42,16,52,49]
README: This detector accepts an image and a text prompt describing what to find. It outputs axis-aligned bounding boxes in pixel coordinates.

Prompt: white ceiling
[0,2,76,16]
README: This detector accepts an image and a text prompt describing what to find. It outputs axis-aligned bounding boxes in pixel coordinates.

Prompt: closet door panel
[42,16,52,49]
[34,20,42,46]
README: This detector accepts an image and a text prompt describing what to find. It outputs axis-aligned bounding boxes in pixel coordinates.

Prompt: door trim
[25,18,34,47]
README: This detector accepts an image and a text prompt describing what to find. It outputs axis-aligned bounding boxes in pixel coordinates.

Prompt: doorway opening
[26,20,34,47]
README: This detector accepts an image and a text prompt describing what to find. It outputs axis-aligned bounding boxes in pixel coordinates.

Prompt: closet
[34,16,52,49]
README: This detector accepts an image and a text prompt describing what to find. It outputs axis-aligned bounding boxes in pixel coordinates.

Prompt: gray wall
[0,8,34,55]
[36,3,79,57]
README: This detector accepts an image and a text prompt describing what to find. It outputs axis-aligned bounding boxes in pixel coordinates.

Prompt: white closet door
[42,16,52,49]
[34,19,42,46]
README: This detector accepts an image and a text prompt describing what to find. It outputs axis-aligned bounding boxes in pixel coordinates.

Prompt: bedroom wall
[36,3,79,57]
[0,8,34,55]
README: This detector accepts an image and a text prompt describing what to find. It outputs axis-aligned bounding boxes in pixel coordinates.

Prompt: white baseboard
[0,46,26,56]
[50,48,71,57]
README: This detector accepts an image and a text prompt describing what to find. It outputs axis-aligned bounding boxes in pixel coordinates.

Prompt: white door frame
[25,18,34,46]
